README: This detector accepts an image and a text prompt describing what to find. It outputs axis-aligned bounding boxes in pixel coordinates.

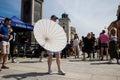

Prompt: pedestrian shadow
[90,62,118,65]
[69,59,82,62]
[69,59,100,62]
[2,72,48,80]
[19,61,40,63]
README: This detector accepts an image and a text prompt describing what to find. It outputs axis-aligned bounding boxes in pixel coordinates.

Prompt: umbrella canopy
[34,19,67,52]
[11,16,26,29]
[0,16,34,31]
[26,23,34,31]
[11,16,33,31]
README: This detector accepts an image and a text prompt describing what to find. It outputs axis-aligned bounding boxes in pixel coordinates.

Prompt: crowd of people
[61,29,120,64]
[0,18,21,71]
[0,16,120,75]
[0,16,66,75]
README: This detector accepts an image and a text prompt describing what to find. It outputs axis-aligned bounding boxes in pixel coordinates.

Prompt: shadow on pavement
[90,62,118,65]
[2,72,48,80]
[69,59,100,62]
[19,61,39,63]
[69,59,82,62]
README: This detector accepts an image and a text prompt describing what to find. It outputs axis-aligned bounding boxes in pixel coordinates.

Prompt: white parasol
[34,19,67,52]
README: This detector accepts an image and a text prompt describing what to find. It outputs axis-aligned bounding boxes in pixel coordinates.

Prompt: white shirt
[111,35,117,41]
[73,38,79,46]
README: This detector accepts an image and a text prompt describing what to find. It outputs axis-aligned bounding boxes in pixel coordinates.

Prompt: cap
[51,15,58,19]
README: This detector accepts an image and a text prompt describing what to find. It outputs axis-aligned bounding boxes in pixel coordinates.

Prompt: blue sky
[0,0,21,18]
[0,0,120,38]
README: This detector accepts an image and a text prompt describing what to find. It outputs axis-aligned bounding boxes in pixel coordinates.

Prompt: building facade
[21,0,44,44]
[70,26,76,40]
[108,5,120,43]
[59,13,71,43]
[21,0,44,24]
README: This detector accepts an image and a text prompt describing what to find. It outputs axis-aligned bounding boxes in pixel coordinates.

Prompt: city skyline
[0,0,120,38]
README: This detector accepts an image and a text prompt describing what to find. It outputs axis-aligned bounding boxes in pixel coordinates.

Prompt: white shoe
[48,70,52,75]
[58,70,66,75]
[39,59,44,62]
[12,59,17,63]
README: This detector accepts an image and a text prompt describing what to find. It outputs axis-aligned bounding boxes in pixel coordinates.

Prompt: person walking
[99,30,109,61]
[90,32,96,59]
[9,27,17,63]
[0,18,11,69]
[109,29,119,64]
[73,34,80,58]
[38,45,46,62]
[47,15,65,75]
[69,39,74,56]
[0,25,2,71]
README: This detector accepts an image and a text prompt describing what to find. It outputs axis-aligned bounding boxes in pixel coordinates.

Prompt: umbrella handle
[45,37,49,42]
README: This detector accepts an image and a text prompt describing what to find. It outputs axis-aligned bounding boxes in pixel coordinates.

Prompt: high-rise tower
[59,13,71,43]
[21,0,44,44]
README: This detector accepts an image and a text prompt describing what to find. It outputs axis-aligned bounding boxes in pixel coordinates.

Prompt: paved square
[0,57,120,80]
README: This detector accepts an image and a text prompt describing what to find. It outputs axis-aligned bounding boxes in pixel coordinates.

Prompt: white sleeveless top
[73,39,79,46]
[110,35,117,41]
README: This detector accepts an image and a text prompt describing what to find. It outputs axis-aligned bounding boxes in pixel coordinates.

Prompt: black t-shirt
[10,32,14,44]
[0,36,2,42]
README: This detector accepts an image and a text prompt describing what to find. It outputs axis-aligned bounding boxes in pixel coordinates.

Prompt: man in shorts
[47,15,65,75]
[0,18,11,69]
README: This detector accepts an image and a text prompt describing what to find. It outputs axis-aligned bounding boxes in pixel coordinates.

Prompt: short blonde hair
[110,28,117,36]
